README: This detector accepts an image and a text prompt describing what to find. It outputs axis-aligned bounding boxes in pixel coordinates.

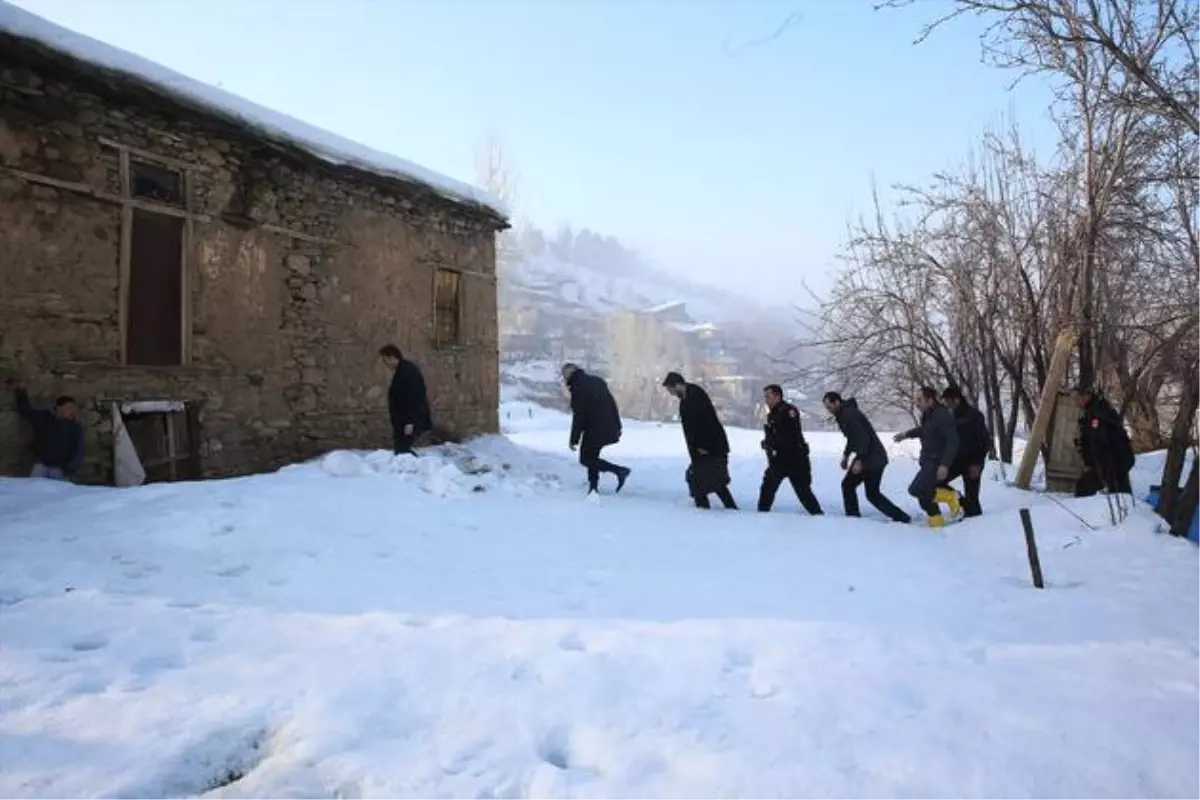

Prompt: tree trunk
[1157,381,1199,522]
[1126,397,1167,454]
[1170,458,1198,538]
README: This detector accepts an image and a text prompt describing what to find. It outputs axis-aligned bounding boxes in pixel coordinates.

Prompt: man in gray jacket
[894,386,960,527]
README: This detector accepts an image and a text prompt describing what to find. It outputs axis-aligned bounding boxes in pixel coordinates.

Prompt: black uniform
[1075,392,1135,497]
[898,404,960,517]
[757,400,822,515]
[567,369,628,492]
[940,402,990,517]
[677,382,737,509]
[833,398,909,522]
[15,390,84,475]
[388,358,432,454]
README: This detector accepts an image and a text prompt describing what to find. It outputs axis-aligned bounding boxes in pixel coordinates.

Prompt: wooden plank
[0,167,212,221]
[1015,328,1079,489]
[118,149,132,366]
[182,171,194,366]
[98,137,210,172]
[166,412,178,481]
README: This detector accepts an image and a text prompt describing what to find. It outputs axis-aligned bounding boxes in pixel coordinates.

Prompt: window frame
[432,267,463,348]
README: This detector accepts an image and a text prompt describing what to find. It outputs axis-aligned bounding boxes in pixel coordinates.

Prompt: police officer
[757,384,823,515]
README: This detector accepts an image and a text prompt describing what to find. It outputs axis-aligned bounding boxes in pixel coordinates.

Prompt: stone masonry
[0,35,505,483]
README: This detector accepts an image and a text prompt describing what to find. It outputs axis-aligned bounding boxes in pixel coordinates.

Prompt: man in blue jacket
[13,384,84,480]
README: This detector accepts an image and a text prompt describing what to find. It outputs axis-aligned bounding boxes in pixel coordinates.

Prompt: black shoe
[615,467,631,494]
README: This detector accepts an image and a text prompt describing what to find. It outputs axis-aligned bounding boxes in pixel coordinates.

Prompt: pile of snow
[0,400,1195,798]
[0,1,504,216]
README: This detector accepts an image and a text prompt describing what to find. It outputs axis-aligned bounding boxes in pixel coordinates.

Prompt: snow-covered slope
[0,402,1196,798]
[508,252,774,325]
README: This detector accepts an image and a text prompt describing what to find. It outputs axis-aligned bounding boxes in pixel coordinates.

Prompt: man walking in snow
[663,372,738,510]
[563,363,631,496]
[757,384,822,515]
[11,382,84,480]
[938,386,990,517]
[822,392,910,523]
[379,344,432,455]
[1073,385,1135,498]
[893,387,960,528]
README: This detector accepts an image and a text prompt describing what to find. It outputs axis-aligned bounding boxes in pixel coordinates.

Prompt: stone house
[0,4,508,484]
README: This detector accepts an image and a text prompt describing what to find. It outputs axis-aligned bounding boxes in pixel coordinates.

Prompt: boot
[934,487,962,518]
[927,513,946,529]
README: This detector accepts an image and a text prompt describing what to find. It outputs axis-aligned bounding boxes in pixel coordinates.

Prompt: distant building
[0,5,508,483]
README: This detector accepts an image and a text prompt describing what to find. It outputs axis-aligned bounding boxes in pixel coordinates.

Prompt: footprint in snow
[70,636,109,653]
[557,632,587,653]
[189,626,217,643]
[215,564,251,578]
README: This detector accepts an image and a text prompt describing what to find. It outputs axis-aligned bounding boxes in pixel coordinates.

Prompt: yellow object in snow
[928,514,946,528]
[935,486,962,517]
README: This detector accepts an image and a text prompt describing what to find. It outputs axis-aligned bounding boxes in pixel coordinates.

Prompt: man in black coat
[822,392,910,522]
[12,383,84,480]
[379,344,432,455]
[1074,386,1135,497]
[663,372,738,509]
[938,386,991,517]
[893,387,960,527]
[757,384,822,515]
[563,363,630,495]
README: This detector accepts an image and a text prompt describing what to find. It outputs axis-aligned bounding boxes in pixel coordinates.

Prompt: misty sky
[14,0,1060,307]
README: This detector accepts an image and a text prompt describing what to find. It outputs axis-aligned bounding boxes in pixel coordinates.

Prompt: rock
[286,254,311,274]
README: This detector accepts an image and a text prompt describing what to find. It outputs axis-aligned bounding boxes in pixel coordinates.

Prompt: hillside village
[496,224,826,429]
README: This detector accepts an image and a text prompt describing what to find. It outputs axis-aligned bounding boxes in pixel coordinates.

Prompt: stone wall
[0,40,502,482]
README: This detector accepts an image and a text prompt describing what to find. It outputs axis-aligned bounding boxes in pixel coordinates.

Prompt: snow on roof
[644,301,687,315]
[0,1,506,219]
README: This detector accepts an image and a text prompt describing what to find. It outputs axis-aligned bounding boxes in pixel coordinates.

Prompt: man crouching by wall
[8,379,84,481]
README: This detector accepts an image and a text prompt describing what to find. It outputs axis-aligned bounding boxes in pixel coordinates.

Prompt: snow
[511,254,746,324]
[120,400,185,414]
[0,400,1196,798]
[0,1,505,218]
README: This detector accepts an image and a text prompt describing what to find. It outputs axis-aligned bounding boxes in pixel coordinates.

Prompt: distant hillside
[497,225,812,426]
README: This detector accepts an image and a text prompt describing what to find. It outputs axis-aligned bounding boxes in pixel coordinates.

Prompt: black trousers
[907,463,942,517]
[393,430,416,455]
[687,457,737,509]
[1074,462,1133,497]
[941,464,983,517]
[842,467,910,522]
[758,462,823,515]
[580,442,622,491]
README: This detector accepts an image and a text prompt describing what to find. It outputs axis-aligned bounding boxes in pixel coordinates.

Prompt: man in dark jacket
[757,384,822,515]
[563,363,630,495]
[939,386,990,517]
[13,385,84,480]
[1074,386,1135,497]
[822,392,910,522]
[663,372,737,509]
[893,386,960,527]
[379,344,432,455]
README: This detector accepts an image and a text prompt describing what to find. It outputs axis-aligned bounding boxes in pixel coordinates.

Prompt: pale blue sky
[14,0,1058,305]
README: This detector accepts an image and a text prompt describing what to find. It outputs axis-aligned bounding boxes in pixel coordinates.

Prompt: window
[130,160,184,206]
[127,208,184,365]
[433,268,461,345]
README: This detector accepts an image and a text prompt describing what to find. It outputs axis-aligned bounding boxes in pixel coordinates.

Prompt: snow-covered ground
[1,401,1196,798]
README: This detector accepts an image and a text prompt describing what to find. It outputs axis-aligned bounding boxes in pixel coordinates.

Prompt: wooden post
[1019,508,1045,589]
[1015,328,1078,489]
